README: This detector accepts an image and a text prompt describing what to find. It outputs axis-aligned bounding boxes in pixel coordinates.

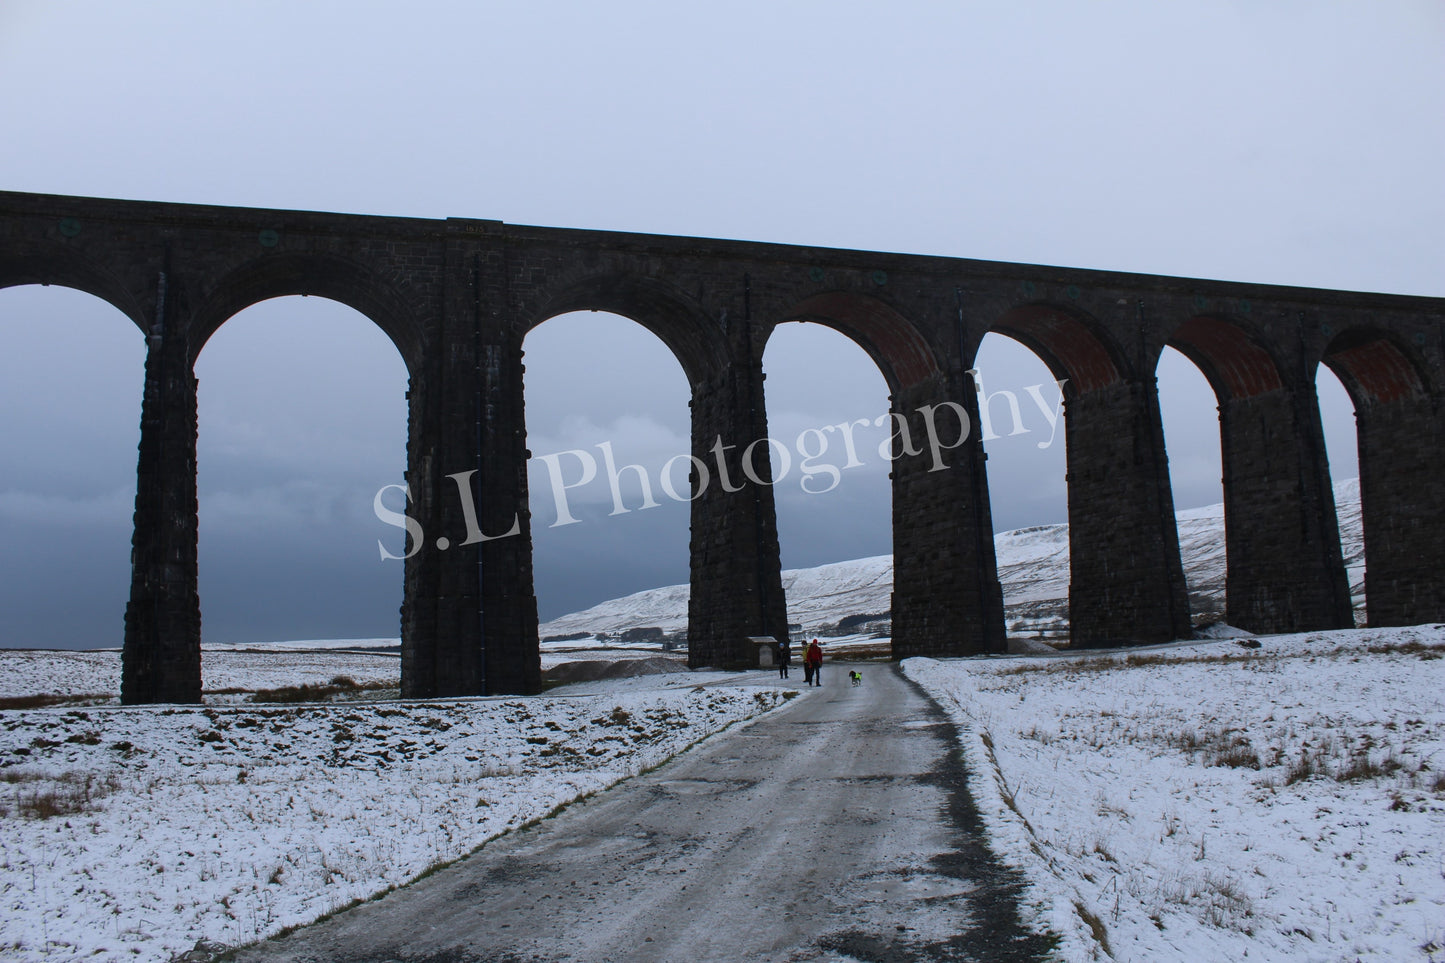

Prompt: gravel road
[230,663,1054,962]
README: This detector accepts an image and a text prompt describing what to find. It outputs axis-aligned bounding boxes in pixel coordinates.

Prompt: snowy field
[0,664,791,962]
[0,647,403,704]
[905,625,1445,962]
[0,642,685,706]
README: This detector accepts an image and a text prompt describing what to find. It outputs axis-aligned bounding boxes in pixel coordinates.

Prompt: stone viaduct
[1,190,1441,703]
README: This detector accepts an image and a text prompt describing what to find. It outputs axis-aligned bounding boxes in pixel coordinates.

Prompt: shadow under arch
[779,291,942,394]
[1319,326,1442,626]
[1163,312,1352,633]
[524,274,727,388]
[985,302,1130,394]
[0,248,148,331]
[1320,325,1432,406]
[1166,313,1288,401]
[190,252,423,373]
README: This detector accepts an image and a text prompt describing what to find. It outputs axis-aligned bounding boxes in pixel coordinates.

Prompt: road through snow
[231,664,1053,962]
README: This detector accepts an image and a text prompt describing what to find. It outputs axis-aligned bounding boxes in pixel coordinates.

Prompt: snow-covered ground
[904,624,1445,962]
[540,478,1365,639]
[0,642,686,706]
[0,667,792,962]
[0,647,404,703]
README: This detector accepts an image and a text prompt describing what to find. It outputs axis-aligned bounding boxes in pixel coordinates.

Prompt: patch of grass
[1208,743,1261,770]
[1284,751,1324,786]
[1335,748,1404,783]
[1074,901,1112,957]
[0,693,114,711]
[0,770,122,819]
[249,678,394,704]
[1366,640,1445,659]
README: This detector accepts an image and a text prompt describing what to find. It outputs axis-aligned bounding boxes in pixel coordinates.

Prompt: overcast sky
[1,1,1440,647]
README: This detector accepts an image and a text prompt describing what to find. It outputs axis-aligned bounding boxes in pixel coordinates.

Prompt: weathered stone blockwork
[2,191,1440,702]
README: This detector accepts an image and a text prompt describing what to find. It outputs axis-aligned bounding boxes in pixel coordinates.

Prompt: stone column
[401,241,487,697]
[1355,393,1445,625]
[122,278,202,704]
[1065,378,1192,646]
[1218,387,1352,632]
[889,372,1005,657]
[478,331,540,694]
[686,341,788,669]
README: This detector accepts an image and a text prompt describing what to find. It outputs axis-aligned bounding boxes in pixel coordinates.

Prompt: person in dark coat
[777,638,792,679]
[805,639,823,686]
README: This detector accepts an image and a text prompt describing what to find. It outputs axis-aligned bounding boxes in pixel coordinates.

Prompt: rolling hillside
[539,479,1365,639]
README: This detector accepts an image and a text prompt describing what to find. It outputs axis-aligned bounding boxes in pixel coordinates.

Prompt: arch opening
[0,285,145,650]
[761,321,893,652]
[1156,345,1226,627]
[195,295,408,665]
[1315,362,1363,623]
[523,311,692,650]
[972,332,1071,643]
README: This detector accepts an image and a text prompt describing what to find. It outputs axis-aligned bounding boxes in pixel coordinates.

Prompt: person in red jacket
[805,639,823,687]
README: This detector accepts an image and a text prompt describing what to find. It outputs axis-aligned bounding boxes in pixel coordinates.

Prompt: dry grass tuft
[249,678,395,704]
[0,770,122,819]
[1365,640,1445,660]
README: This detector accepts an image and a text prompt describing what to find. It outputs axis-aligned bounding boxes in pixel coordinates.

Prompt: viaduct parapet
[2,191,1440,702]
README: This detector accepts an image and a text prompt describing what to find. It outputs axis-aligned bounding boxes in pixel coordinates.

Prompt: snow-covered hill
[539,479,1365,638]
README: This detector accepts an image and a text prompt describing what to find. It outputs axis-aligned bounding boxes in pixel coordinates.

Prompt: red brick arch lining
[1167,315,1284,400]
[783,292,939,392]
[1322,329,1428,405]
[988,304,1124,394]
[528,274,728,389]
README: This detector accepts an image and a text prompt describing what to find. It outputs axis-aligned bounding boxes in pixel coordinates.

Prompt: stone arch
[520,275,768,671]
[193,296,411,647]
[520,308,692,616]
[984,302,1130,395]
[980,303,1187,646]
[776,291,941,394]
[0,248,148,331]
[1318,325,1442,627]
[1163,312,1351,633]
[1165,313,1289,400]
[1319,326,1432,407]
[190,253,422,373]
[773,292,999,658]
[524,274,727,388]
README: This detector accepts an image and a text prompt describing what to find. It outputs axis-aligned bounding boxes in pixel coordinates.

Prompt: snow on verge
[904,626,1445,963]
[0,676,791,962]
